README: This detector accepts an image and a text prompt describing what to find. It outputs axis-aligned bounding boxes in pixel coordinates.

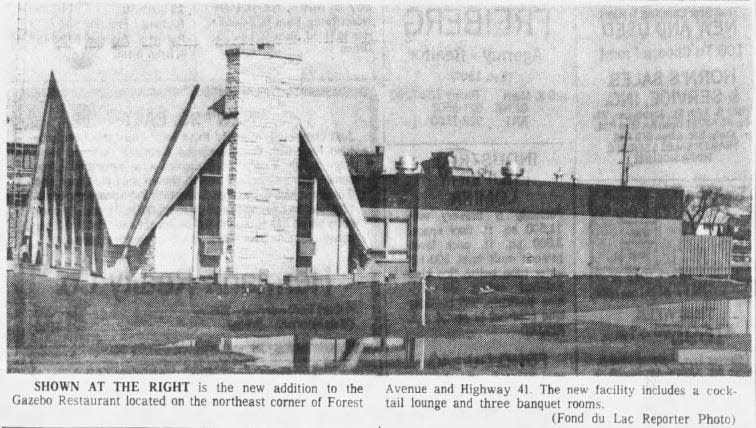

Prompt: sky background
[7,3,753,193]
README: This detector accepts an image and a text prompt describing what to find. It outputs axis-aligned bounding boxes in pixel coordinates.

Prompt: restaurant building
[14,45,684,284]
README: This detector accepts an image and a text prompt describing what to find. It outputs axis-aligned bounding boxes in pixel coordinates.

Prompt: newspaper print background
[8,4,752,192]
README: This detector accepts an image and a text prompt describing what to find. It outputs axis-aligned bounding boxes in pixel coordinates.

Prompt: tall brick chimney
[224,44,303,283]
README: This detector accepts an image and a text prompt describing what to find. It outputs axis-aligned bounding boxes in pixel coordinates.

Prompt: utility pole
[619,124,630,186]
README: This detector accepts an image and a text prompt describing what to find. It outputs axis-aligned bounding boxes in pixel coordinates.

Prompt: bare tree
[683,186,746,235]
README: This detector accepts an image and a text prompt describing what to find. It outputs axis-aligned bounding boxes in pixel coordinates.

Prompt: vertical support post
[91,204,98,274]
[28,203,37,263]
[79,169,86,269]
[192,177,200,279]
[336,212,346,274]
[52,195,59,267]
[311,178,317,273]
[61,119,70,267]
[69,141,77,268]
[419,274,427,371]
[418,337,425,371]
[382,275,389,349]
[335,212,341,274]
[42,187,49,266]
[312,178,318,237]
[102,228,110,277]
[420,274,427,328]
[51,116,60,267]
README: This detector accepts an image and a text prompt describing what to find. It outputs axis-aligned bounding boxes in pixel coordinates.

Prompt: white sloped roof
[52,74,197,244]
[130,89,238,246]
[49,69,365,252]
[297,105,372,251]
[51,72,234,245]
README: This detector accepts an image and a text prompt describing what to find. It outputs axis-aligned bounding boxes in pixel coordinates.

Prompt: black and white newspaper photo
[1,0,754,426]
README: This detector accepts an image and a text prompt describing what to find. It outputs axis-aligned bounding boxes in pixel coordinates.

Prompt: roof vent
[395,155,418,174]
[501,160,525,184]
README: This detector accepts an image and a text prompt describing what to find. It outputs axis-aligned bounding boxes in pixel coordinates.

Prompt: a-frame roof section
[298,106,372,252]
[50,71,203,244]
[130,89,238,246]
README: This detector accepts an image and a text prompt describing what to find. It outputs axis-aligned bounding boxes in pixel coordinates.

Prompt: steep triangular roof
[49,73,235,245]
[42,72,367,253]
[297,105,372,251]
[131,90,237,245]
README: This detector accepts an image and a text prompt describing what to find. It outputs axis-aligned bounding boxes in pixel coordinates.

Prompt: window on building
[367,219,385,252]
[197,145,224,268]
[24,151,36,169]
[387,220,408,251]
[198,175,221,235]
[296,179,316,270]
[366,218,408,260]
[297,179,315,239]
